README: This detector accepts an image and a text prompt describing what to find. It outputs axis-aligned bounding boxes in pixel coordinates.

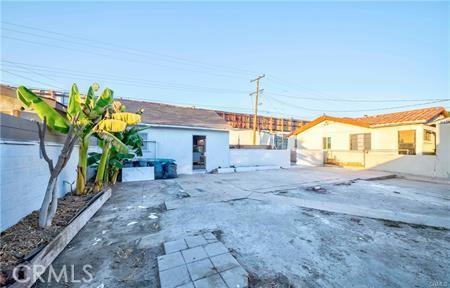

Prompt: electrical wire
[265,94,449,113]
[1,64,248,94]
[266,91,449,103]
[1,70,64,90]
[2,35,250,81]
[1,22,255,79]
[2,21,257,76]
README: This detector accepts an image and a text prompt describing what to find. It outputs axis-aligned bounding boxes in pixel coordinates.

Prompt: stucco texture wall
[141,127,230,174]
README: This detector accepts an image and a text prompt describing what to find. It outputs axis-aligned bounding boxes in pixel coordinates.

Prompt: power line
[1,62,249,94]
[5,61,65,88]
[1,21,256,78]
[1,70,64,90]
[4,21,445,107]
[2,35,250,81]
[265,74,449,103]
[265,94,449,113]
[1,78,303,118]
[266,91,449,103]
[2,21,257,75]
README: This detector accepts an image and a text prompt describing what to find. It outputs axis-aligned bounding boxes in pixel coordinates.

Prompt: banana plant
[88,125,149,185]
[16,85,84,228]
[74,85,115,195]
[90,103,142,192]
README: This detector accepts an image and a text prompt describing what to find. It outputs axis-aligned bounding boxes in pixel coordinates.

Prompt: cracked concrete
[39,166,449,287]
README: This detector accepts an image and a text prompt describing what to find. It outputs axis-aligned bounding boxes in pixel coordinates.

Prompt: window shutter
[364,133,371,151]
[350,134,357,150]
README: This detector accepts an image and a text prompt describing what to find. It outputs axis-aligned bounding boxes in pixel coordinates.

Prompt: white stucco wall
[140,126,230,174]
[296,149,324,166]
[295,120,428,153]
[229,149,290,168]
[291,120,449,179]
[0,141,78,231]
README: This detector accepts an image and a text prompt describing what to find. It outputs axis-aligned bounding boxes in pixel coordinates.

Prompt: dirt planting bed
[0,193,93,286]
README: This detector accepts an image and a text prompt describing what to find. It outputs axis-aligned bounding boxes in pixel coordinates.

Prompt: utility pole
[250,74,265,145]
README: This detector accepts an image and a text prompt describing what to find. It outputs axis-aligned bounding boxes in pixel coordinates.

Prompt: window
[423,129,436,155]
[350,133,371,151]
[322,137,331,150]
[139,132,149,151]
[424,130,434,142]
[274,135,288,150]
[398,130,416,155]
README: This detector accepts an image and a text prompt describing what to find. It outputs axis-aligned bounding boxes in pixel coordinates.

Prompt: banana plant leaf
[110,159,123,169]
[87,152,102,166]
[122,126,150,157]
[16,86,70,134]
[84,85,96,113]
[67,84,81,120]
[117,152,135,159]
[89,88,113,119]
[68,83,91,125]
[97,130,128,154]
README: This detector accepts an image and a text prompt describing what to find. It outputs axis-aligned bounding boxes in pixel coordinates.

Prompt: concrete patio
[39,166,450,287]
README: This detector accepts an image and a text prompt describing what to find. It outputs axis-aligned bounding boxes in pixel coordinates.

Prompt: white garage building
[121,99,230,174]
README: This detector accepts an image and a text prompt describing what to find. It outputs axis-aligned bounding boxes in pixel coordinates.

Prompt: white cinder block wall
[0,141,79,231]
[141,126,230,174]
[229,149,290,168]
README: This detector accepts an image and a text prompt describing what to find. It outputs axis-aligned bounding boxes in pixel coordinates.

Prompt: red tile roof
[290,106,448,136]
[353,107,447,126]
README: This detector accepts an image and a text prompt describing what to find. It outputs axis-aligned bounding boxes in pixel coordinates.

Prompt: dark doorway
[193,135,206,170]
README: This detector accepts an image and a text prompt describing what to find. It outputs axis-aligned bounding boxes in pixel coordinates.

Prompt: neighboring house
[289,107,449,178]
[120,99,231,174]
[0,84,67,121]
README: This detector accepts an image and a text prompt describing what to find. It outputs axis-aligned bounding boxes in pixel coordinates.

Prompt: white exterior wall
[296,122,427,167]
[292,120,449,179]
[141,126,230,174]
[0,141,78,231]
[295,120,426,152]
[229,149,290,168]
[435,123,450,179]
[364,152,446,178]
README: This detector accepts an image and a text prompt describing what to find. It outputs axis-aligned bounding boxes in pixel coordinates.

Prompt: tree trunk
[37,118,79,228]
[47,176,59,227]
[38,176,58,228]
[93,142,111,193]
[111,169,120,185]
[76,138,88,195]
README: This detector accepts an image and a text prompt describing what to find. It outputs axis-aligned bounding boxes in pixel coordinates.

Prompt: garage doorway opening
[193,135,206,170]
